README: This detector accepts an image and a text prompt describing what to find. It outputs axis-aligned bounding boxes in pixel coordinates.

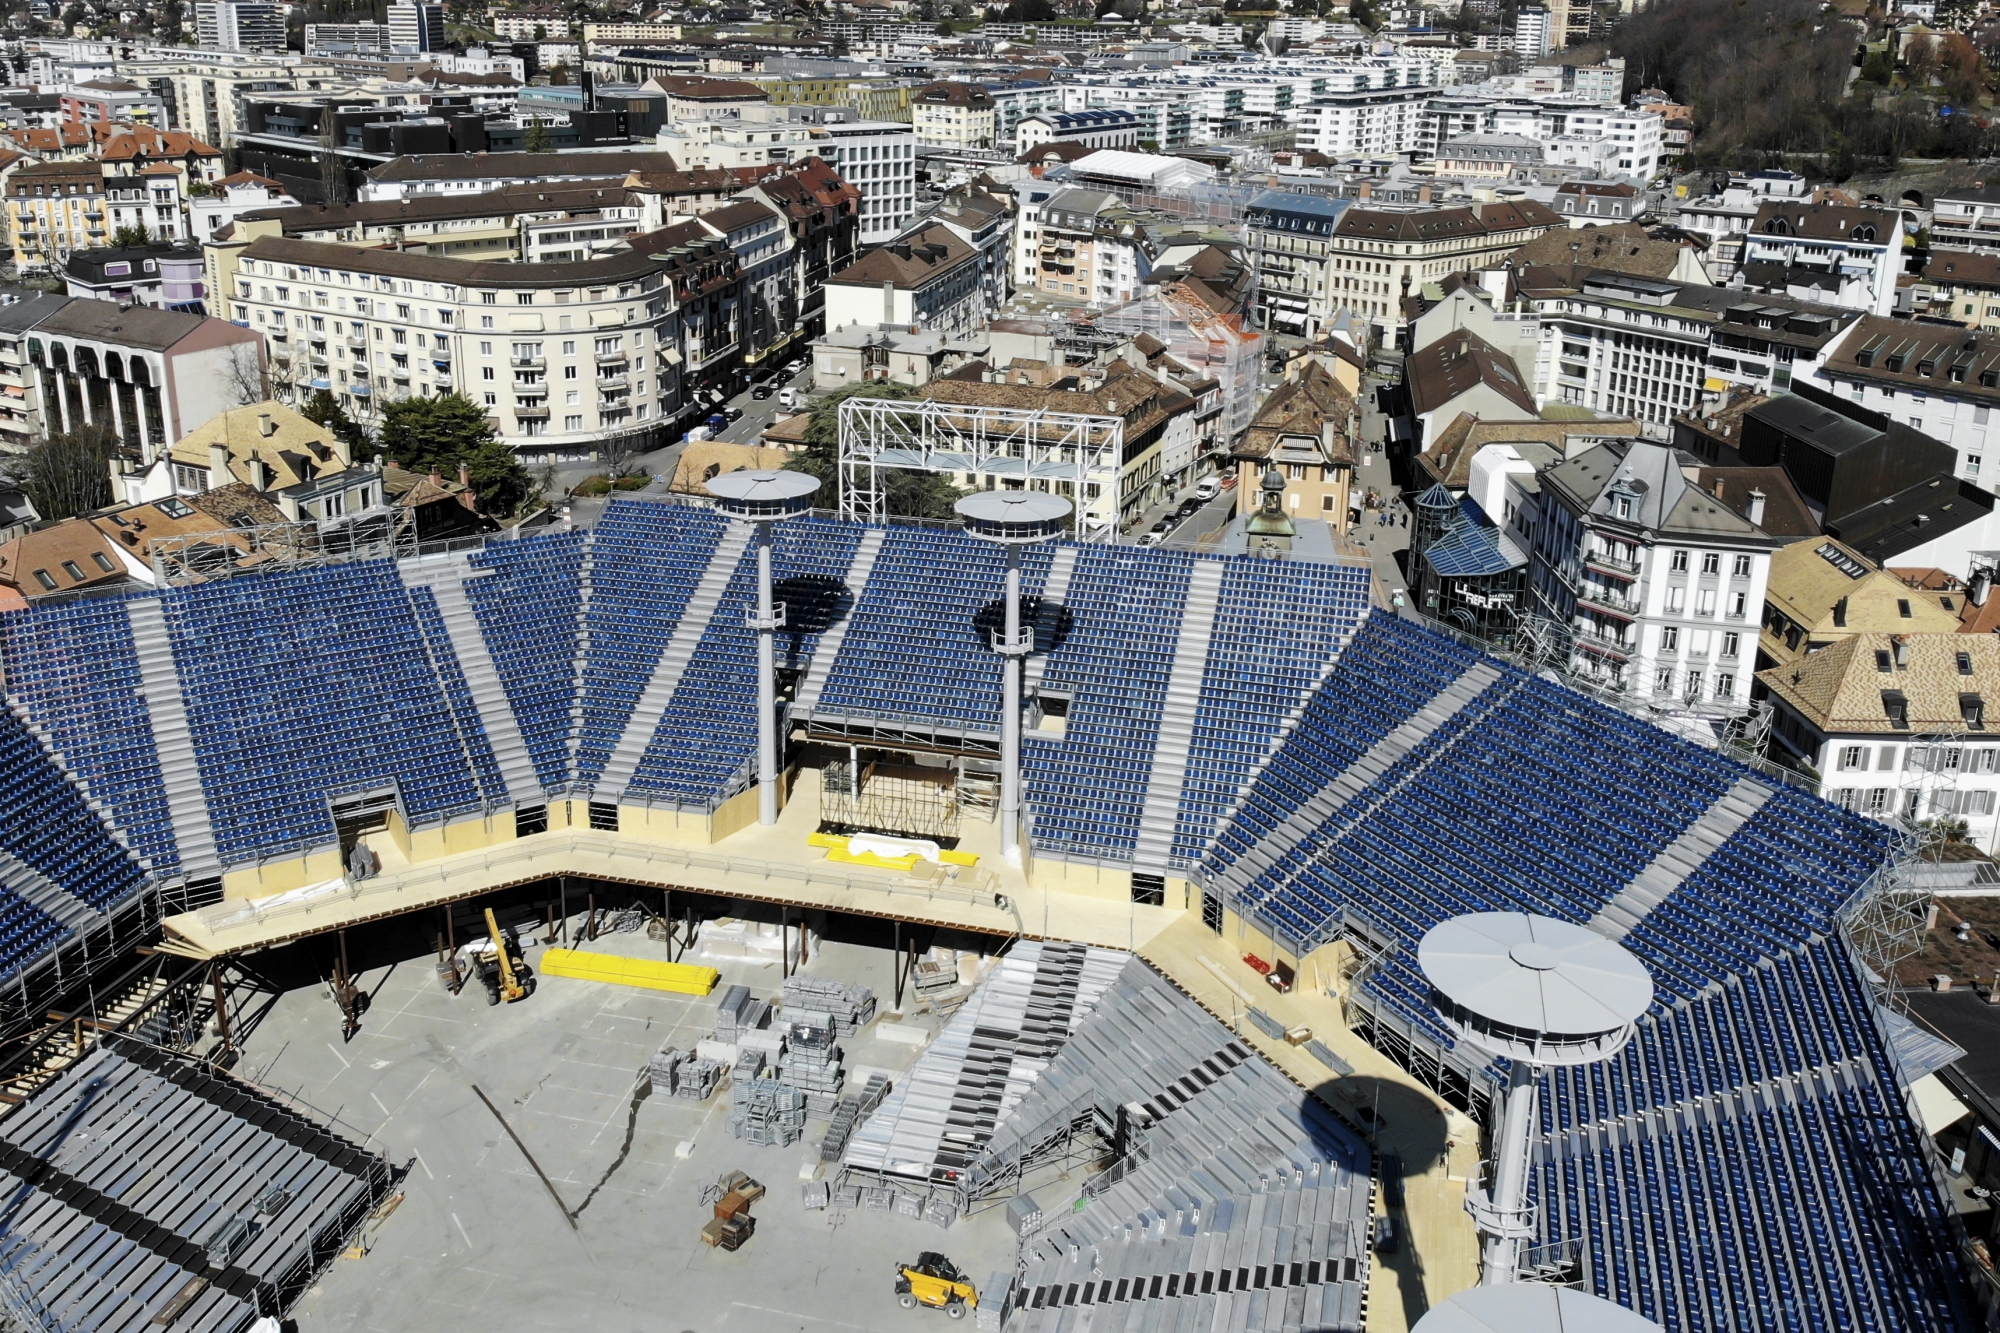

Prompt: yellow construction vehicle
[476,908,534,1005]
[895,1253,976,1319]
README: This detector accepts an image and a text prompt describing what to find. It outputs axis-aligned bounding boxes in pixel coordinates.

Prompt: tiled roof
[1759,631,2000,734]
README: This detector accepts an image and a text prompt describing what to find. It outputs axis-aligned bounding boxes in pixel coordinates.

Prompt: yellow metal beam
[538,948,720,996]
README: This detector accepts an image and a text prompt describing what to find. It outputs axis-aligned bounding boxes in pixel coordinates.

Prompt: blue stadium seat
[465,529,587,793]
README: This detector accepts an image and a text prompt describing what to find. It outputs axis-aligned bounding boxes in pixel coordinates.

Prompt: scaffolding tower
[835,396,1125,540]
[820,756,962,842]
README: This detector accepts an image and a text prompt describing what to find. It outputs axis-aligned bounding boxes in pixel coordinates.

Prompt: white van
[778,386,800,410]
[1193,478,1221,501]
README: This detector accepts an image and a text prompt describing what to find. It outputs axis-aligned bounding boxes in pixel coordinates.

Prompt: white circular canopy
[1419,912,1654,1039]
[704,469,820,519]
[955,490,1071,543]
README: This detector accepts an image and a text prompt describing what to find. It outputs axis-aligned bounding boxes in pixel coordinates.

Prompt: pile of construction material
[647,1046,723,1100]
[715,984,772,1040]
[909,948,987,1018]
[782,974,877,1035]
[778,1012,844,1116]
[728,1080,807,1147]
[700,1170,763,1252]
[698,917,817,967]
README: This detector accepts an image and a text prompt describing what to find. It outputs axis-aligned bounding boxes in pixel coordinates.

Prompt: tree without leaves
[221,344,267,408]
[6,423,120,521]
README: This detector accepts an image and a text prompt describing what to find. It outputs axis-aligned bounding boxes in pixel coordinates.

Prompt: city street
[1350,375,1413,613]
[552,361,815,527]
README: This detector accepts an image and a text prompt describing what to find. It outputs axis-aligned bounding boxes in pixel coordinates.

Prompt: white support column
[1000,544,1025,859]
[753,524,781,827]
[1482,1060,1540,1285]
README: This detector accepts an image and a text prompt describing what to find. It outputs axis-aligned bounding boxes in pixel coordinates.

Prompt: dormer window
[1615,494,1633,519]
[1883,690,1910,729]
[1887,354,1907,373]
[1959,651,1975,676]
[1856,348,1876,367]
[1964,693,1986,730]
[1876,649,1894,673]
[1918,360,1936,377]
[1852,225,1877,241]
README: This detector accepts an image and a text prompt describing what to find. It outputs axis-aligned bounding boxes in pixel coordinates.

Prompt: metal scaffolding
[834,396,1125,541]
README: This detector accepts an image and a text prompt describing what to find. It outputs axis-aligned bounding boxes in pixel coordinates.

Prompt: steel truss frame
[835,396,1126,541]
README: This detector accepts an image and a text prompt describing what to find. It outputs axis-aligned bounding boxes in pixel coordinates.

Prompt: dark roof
[1926,250,2000,291]
[65,244,202,282]
[1404,328,1537,418]
[30,301,212,351]
[697,199,780,233]
[827,223,978,290]
[0,293,71,335]
[1823,473,1995,565]
[1693,466,1820,538]
[915,81,995,108]
[240,234,679,287]
[367,149,683,183]
[243,183,634,234]
[655,76,768,99]
[1750,199,1898,243]
[1820,314,2000,407]
[1506,223,1689,278]
[1017,140,1093,165]
[1337,199,1560,243]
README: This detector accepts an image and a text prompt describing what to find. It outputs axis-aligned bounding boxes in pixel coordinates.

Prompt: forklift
[463,907,535,1005]
[895,1253,976,1319]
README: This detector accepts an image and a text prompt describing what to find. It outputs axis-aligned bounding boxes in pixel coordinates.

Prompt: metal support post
[1480,1060,1539,1283]
[1000,545,1026,861]
[756,525,780,825]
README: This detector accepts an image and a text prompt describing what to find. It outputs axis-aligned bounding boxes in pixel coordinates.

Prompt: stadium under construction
[0,480,1980,1333]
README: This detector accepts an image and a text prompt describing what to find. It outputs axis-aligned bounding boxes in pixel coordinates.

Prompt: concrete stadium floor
[244,931,1023,1333]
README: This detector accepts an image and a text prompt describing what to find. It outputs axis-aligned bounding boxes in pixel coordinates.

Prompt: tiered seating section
[465,530,587,792]
[625,516,863,805]
[0,710,134,972]
[1166,559,1373,867]
[1534,939,1971,1331]
[162,563,506,865]
[812,527,1056,731]
[1022,548,1195,860]
[572,503,728,787]
[0,594,178,872]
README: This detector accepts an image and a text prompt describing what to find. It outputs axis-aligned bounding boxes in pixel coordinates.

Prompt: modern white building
[808,116,916,244]
[1673,170,1812,278]
[1514,6,1553,58]
[1292,86,1437,157]
[1015,110,1141,154]
[1739,200,1904,316]
[190,172,298,242]
[192,1,284,52]
[388,2,445,54]
[305,22,390,55]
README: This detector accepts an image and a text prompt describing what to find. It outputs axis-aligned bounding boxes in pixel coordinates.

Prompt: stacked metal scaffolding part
[782,973,877,1034]
[0,1035,393,1333]
[729,1080,808,1147]
[777,1011,845,1117]
[714,983,772,1040]
[649,1045,722,1100]
[818,1072,891,1163]
[838,941,1129,1218]
[1095,290,1262,441]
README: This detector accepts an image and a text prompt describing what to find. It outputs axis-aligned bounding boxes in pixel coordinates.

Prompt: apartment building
[1244,190,1352,340]
[305,23,391,56]
[693,200,795,373]
[1330,198,1562,338]
[6,161,111,274]
[912,82,996,151]
[1739,200,1904,316]
[193,1,285,52]
[823,225,982,339]
[1759,535,1962,671]
[388,2,445,54]
[1810,315,2000,491]
[1912,251,2000,332]
[1931,181,2000,254]
[1015,110,1141,154]
[0,294,73,450]
[806,115,915,244]
[1516,269,1856,436]
[189,172,297,242]
[1018,188,1157,309]
[1761,633,2000,845]
[1532,438,1781,706]
[227,235,699,459]
[1291,87,1436,158]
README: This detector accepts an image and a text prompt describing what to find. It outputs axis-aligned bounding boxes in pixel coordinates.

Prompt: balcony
[595,351,628,366]
[434,374,453,390]
[510,356,545,370]
[515,403,550,419]
[597,373,628,391]
[1576,583,1640,617]
[349,381,371,397]
[1572,624,1634,659]
[1584,548,1641,578]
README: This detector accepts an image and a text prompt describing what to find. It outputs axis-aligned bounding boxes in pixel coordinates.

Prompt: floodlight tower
[1412,1282,1666,1333]
[1419,912,1654,1286]
[955,489,1071,862]
[705,469,821,827]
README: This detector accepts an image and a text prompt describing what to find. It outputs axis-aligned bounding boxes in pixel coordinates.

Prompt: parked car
[1151,518,1172,533]
[725,406,745,422]
[1138,531,1164,547]
[778,387,800,409]
[751,383,774,400]
[707,413,728,433]
[1176,499,1202,518]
